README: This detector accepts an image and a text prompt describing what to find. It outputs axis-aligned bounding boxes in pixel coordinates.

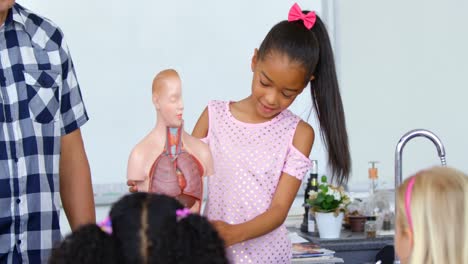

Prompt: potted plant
[307,175,351,238]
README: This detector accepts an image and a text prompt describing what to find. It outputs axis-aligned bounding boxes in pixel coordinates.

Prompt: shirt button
[13,158,18,163]
[17,240,21,244]
[16,199,21,204]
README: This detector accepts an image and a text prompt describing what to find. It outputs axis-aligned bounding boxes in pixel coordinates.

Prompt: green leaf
[323,186,328,193]
[309,177,350,213]
[315,196,324,204]
[321,175,327,183]
[330,200,339,209]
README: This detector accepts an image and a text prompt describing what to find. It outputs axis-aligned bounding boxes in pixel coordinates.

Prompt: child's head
[256,12,321,83]
[49,193,228,264]
[395,166,468,264]
[152,69,184,128]
[251,4,350,183]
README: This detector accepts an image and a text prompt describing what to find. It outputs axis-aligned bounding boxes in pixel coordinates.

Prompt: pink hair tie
[176,208,191,221]
[288,3,317,30]
[98,216,112,235]
[404,177,416,231]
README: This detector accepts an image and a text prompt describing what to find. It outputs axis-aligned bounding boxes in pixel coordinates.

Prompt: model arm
[59,128,96,230]
[192,107,213,175]
[126,148,148,192]
[211,121,314,246]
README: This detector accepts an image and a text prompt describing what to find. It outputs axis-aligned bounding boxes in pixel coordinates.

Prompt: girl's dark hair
[258,13,351,184]
[48,224,118,264]
[49,193,228,264]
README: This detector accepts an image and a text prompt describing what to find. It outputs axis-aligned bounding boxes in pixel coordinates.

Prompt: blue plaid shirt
[0,4,88,263]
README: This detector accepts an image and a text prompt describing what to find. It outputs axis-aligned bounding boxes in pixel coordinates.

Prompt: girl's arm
[192,107,209,138]
[212,121,314,246]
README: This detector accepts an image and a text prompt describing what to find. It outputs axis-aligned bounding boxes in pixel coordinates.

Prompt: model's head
[152,69,184,128]
[395,166,468,264]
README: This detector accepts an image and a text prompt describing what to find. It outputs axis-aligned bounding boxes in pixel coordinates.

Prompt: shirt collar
[6,3,27,29]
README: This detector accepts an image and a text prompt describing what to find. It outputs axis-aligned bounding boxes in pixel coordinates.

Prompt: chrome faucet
[395,129,447,187]
[393,129,446,263]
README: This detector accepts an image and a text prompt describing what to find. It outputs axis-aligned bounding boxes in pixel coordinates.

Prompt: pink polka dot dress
[203,101,312,263]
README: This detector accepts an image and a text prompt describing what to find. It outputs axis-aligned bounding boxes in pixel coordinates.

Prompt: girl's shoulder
[279,110,314,140]
[206,100,230,120]
[294,120,314,141]
[207,100,228,109]
[279,108,303,124]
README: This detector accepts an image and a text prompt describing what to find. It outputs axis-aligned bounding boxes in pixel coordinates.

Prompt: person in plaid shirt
[0,1,95,263]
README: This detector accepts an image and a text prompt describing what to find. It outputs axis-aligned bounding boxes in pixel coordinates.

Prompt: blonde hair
[396,166,468,264]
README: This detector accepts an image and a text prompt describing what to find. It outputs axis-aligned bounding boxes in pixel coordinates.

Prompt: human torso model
[127,69,213,211]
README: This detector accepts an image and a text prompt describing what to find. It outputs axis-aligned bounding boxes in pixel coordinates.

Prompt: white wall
[338,0,468,189]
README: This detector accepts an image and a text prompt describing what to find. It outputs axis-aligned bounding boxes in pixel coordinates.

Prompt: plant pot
[315,211,344,239]
[348,215,367,232]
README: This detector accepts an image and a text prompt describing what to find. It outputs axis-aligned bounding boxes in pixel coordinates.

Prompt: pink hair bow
[288,3,317,30]
[98,216,112,235]
[176,208,191,221]
[404,177,416,231]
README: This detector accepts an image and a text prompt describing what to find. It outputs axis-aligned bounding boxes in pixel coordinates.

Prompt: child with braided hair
[48,193,228,264]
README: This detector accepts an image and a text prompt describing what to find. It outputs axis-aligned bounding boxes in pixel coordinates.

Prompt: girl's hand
[211,220,242,247]
[126,180,138,193]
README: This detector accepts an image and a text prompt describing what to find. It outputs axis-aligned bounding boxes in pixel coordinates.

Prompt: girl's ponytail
[174,215,228,264]
[310,16,351,184]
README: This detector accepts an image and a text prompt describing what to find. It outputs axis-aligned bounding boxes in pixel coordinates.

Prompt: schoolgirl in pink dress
[202,100,313,262]
[193,3,351,263]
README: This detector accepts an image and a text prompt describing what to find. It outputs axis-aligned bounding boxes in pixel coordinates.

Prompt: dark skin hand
[127,180,138,193]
